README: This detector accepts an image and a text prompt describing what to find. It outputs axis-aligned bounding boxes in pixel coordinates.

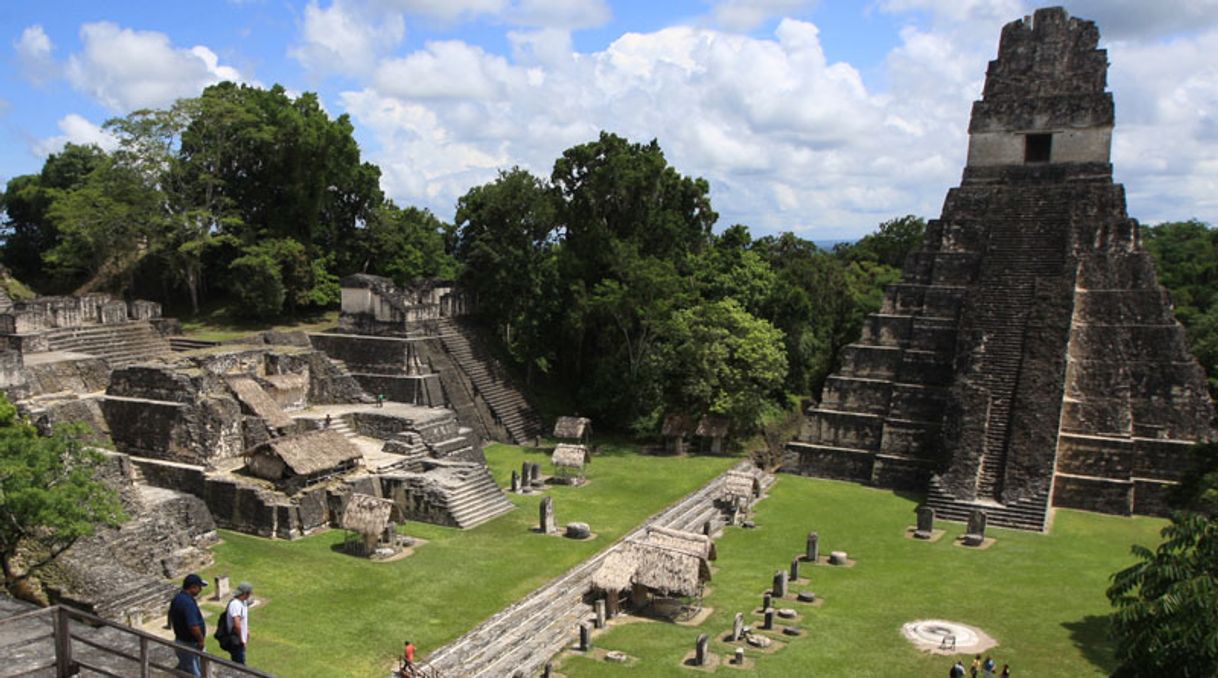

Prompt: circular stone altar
[901,620,997,655]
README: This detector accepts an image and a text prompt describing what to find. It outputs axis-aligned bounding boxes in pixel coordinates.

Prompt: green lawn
[175,305,340,341]
[558,475,1164,677]
[197,443,738,676]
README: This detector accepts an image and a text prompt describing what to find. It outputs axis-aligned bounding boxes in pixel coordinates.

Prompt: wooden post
[139,636,149,676]
[54,607,73,678]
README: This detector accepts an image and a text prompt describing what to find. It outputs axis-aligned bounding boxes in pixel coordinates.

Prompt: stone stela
[539,496,556,534]
[914,506,935,539]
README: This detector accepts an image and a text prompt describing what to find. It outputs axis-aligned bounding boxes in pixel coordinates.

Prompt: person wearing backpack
[224,582,254,664]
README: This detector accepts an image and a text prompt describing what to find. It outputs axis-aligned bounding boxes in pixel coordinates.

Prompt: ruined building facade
[785,8,1215,530]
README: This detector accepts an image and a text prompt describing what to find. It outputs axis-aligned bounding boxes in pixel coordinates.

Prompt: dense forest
[1,82,1214,434]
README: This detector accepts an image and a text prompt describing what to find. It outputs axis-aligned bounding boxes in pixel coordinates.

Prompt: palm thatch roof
[591,527,714,597]
[695,415,730,438]
[645,525,717,561]
[248,429,361,477]
[552,444,590,469]
[661,413,693,437]
[553,416,592,440]
[340,493,393,535]
[721,470,756,501]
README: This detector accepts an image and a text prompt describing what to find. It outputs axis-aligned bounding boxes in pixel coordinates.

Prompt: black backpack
[213,609,236,652]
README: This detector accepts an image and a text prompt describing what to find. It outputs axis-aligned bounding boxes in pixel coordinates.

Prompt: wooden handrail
[0,604,275,678]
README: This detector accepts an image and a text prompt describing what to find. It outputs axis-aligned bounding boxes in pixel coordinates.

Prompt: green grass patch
[174,301,339,341]
[198,444,738,676]
[558,475,1163,677]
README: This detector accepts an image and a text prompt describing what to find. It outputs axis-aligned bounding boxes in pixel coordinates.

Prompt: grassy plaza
[193,442,1162,677]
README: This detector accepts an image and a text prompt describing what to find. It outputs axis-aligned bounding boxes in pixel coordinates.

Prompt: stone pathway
[423,460,774,677]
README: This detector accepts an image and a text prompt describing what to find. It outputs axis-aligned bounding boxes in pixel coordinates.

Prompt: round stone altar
[901,620,997,655]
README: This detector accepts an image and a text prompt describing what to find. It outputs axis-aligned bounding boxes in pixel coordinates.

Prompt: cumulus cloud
[387,0,507,24]
[327,2,1218,237]
[344,19,946,237]
[33,114,119,158]
[15,25,59,85]
[710,0,818,32]
[65,22,244,112]
[290,0,406,77]
[1060,0,1218,41]
[508,0,611,29]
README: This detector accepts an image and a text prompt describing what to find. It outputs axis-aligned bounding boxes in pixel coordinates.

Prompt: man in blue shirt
[168,574,208,676]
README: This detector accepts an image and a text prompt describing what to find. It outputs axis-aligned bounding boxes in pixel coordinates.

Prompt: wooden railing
[0,604,274,678]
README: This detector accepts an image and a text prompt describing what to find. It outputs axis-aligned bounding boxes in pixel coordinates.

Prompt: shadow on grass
[1062,614,1119,675]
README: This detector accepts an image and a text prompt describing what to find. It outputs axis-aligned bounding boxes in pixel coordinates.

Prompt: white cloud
[33,114,119,158]
[387,0,507,24]
[65,22,245,112]
[330,3,1218,237]
[291,0,406,77]
[15,25,59,85]
[508,0,610,29]
[711,0,817,32]
[1059,0,1218,41]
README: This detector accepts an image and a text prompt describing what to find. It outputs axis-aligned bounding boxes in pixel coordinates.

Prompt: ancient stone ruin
[785,7,1216,530]
[319,274,543,444]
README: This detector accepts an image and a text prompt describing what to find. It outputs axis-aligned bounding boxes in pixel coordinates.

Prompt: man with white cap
[225,581,254,664]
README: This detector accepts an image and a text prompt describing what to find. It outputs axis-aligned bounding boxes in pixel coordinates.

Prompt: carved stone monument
[521,462,532,490]
[783,7,1217,531]
[213,575,230,600]
[763,607,775,630]
[579,623,590,651]
[963,509,987,546]
[732,612,744,641]
[594,599,606,629]
[695,633,709,666]
[790,556,800,581]
[539,496,556,533]
[510,470,520,493]
[772,570,788,598]
[530,462,542,488]
[914,505,935,539]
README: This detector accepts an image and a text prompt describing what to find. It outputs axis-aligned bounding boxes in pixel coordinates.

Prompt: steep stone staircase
[424,462,773,677]
[968,190,1068,500]
[43,321,172,368]
[445,467,517,528]
[925,477,1051,531]
[433,318,543,445]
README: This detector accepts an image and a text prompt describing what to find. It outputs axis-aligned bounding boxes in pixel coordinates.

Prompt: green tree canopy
[0,395,126,594]
[1107,511,1218,677]
[656,298,787,434]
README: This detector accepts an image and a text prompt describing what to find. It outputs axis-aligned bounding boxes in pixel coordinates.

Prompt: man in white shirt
[226,582,253,665]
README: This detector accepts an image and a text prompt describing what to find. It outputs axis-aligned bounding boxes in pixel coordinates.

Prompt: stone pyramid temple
[785,7,1215,530]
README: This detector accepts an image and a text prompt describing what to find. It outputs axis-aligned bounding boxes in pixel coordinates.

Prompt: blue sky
[4,1,1218,239]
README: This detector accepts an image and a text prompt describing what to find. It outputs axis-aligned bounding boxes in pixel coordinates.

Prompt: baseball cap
[183,574,208,588]
[236,582,254,595]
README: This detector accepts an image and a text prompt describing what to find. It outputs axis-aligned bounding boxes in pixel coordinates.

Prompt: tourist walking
[402,639,416,676]
[1000,664,1011,678]
[970,655,981,677]
[225,582,254,664]
[168,574,207,677]
[324,413,332,429]
[950,659,966,678]
[983,655,996,677]
[377,393,385,408]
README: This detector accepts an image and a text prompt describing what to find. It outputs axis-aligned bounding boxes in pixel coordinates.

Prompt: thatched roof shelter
[340,493,393,535]
[552,444,590,469]
[695,415,730,439]
[721,470,757,502]
[646,525,717,561]
[591,527,713,598]
[553,416,592,440]
[246,429,361,486]
[661,413,693,437]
